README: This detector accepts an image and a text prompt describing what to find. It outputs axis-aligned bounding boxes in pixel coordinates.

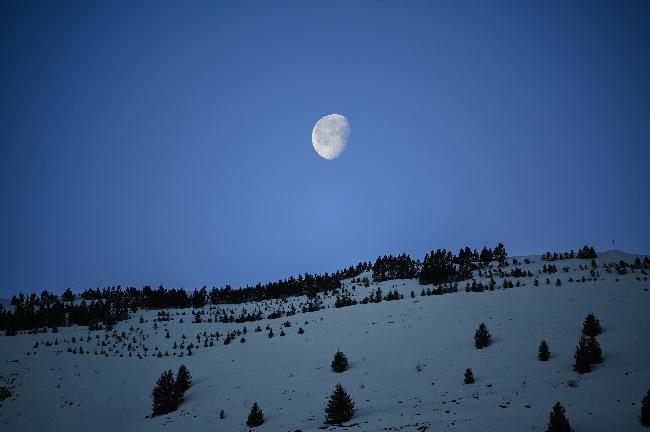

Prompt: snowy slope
[0,251,649,431]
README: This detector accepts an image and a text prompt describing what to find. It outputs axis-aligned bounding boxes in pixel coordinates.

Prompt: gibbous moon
[312,114,350,160]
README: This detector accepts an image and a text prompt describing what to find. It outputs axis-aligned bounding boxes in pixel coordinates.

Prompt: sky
[1,0,649,297]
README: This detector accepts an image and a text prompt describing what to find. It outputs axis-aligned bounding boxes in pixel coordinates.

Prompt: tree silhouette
[246,402,264,427]
[474,323,492,349]
[538,340,550,361]
[151,370,178,416]
[464,368,475,384]
[325,383,356,424]
[546,402,572,432]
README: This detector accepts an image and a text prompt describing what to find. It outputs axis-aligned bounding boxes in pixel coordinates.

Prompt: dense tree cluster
[1,243,515,331]
[209,267,358,304]
[372,254,419,282]
[573,335,602,373]
[419,249,456,285]
[419,244,506,285]
[542,251,576,261]
[577,246,597,259]
[632,257,650,269]
[477,243,507,264]
[541,264,558,274]
[0,263,369,331]
[151,365,192,416]
[422,283,459,296]
[334,293,357,308]
[541,245,596,261]
[1,291,65,330]
[0,292,129,332]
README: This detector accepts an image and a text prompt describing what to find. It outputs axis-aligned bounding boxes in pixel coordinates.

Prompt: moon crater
[312,114,350,160]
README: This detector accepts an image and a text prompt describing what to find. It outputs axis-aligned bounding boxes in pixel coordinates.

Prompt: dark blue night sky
[1,1,649,296]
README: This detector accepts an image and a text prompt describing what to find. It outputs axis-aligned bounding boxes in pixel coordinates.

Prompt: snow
[0,251,649,431]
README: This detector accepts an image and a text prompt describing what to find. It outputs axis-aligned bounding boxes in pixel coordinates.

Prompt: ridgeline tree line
[1,244,605,332]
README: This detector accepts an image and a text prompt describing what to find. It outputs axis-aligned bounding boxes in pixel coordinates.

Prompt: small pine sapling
[538,340,550,361]
[464,368,475,384]
[246,402,264,427]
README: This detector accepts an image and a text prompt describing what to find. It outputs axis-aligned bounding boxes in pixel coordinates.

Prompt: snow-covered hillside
[0,251,649,431]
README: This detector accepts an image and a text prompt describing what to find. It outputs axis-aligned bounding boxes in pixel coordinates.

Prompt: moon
[312,114,350,160]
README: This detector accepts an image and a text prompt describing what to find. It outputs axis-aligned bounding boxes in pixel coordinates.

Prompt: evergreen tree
[419,249,457,285]
[479,247,493,263]
[374,287,383,303]
[151,370,177,416]
[641,389,650,427]
[219,409,225,419]
[62,288,75,302]
[577,245,597,259]
[331,350,349,373]
[0,386,11,401]
[582,313,602,337]
[474,323,492,349]
[493,243,507,264]
[538,340,550,361]
[546,402,572,432]
[246,402,264,427]
[325,383,356,424]
[464,368,474,384]
[585,336,603,364]
[573,337,592,374]
[173,364,192,400]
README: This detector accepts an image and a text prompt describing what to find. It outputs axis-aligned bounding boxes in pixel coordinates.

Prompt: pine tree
[493,243,507,264]
[0,386,12,401]
[246,402,264,427]
[641,389,650,427]
[546,402,572,432]
[585,336,602,364]
[573,337,592,374]
[331,350,349,373]
[538,340,550,361]
[474,323,492,349]
[325,383,356,424]
[464,368,474,384]
[173,364,192,401]
[151,370,177,416]
[219,409,224,419]
[62,288,75,302]
[582,313,602,337]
